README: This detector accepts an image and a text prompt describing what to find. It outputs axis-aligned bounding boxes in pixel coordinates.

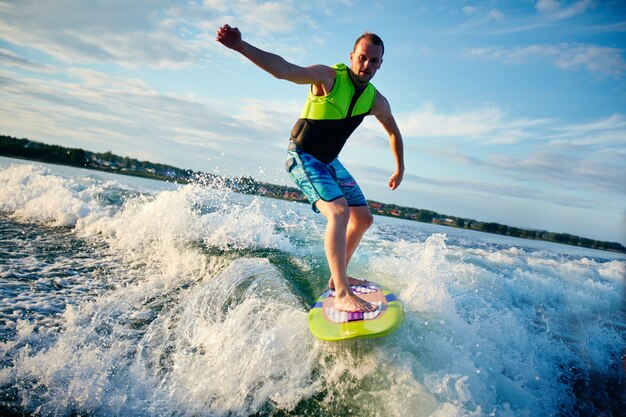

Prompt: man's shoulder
[370,90,391,116]
[306,64,337,95]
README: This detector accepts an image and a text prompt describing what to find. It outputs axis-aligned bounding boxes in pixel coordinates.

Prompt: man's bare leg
[316,199,376,313]
[328,205,374,289]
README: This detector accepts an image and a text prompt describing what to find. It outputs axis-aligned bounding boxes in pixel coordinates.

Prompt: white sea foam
[3,257,319,416]
[0,164,102,226]
[359,232,625,415]
[1,160,624,416]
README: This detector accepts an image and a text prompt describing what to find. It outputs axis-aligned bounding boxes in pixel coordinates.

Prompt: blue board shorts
[286,142,367,213]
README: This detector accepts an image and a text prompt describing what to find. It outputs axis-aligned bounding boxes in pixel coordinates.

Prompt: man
[217,24,404,313]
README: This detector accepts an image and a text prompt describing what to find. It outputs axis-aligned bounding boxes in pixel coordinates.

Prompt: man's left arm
[372,92,405,190]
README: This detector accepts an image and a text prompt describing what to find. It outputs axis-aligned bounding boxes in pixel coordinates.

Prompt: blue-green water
[0,157,624,416]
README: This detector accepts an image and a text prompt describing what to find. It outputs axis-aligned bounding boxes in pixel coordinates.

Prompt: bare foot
[328,276,370,290]
[333,291,377,313]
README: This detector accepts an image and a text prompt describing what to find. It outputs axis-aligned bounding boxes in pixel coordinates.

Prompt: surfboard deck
[308,281,403,341]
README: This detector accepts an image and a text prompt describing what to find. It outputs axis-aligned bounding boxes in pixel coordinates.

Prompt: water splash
[1,161,624,416]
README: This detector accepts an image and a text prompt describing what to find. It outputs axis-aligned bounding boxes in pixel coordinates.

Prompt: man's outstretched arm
[216,24,334,91]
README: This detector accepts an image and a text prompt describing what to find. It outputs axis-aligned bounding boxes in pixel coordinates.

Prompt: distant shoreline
[1,134,624,254]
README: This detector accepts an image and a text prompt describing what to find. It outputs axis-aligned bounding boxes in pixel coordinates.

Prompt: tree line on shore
[2,134,624,253]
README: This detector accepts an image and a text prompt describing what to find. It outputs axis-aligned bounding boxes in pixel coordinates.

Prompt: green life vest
[290,63,377,163]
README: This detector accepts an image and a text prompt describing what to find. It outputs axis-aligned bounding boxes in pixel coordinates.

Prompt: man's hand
[388,170,403,190]
[216,24,242,50]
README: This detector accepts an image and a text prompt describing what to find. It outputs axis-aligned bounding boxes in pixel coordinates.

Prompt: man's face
[349,39,383,85]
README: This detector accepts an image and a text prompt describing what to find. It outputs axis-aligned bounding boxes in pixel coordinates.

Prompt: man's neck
[348,68,368,92]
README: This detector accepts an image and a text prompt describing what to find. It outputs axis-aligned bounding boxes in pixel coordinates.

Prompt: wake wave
[1,161,624,416]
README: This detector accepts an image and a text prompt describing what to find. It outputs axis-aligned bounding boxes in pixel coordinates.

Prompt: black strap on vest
[346,78,366,118]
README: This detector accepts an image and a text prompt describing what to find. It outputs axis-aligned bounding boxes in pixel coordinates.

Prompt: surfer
[217,24,404,313]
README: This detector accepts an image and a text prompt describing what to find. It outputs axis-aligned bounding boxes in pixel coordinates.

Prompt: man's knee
[352,206,374,230]
[363,211,374,229]
[317,199,350,224]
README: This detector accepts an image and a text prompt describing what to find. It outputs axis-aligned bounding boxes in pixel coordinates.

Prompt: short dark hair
[353,32,385,57]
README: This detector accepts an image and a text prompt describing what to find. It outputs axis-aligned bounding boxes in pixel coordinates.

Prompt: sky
[1,0,625,245]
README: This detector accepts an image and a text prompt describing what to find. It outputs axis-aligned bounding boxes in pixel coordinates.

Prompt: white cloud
[232,1,303,35]
[546,0,595,20]
[463,43,626,76]
[350,158,601,212]
[231,98,300,136]
[453,5,506,30]
[0,0,313,68]
[415,108,626,198]
[535,0,595,19]
[553,113,626,135]
[463,45,559,64]
[365,97,626,207]
[0,0,206,68]
[0,50,317,183]
[201,0,230,13]
[487,148,626,196]
[554,45,626,75]
[0,49,58,73]
[462,6,478,16]
[398,103,504,138]
[395,102,550,144]
[487,10,505,22]
[0,63,271,157]
[535,0,561,13]
[452,0,599,35]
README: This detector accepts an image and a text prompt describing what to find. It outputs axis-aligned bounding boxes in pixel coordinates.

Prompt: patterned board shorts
[285,142,367,213]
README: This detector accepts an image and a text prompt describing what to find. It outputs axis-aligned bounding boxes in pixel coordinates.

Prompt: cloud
[0,45,313,183]
[535,0,595,20]
[0,62,277,157]
[0,0,207,68]
[463,43,626,76]
[553,45,626,75]
[535,0,561,13]
[548,113,626,144]
[462,6,478,16]
[486,10,505,22]
[0,0,313,69]
[0,49,58,73]
[383,100,626,204]
[395,102,550,144]
[227,1,304,35]
[463,45,559,63]
[349,159,599,211]
[451,0,603,35]
[230,98,301,139]
[487,148,626,196]
[452,5,506,31]
[424,111,626,198]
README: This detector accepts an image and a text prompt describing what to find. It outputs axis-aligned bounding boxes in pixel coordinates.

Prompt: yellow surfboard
[308,282,403,341]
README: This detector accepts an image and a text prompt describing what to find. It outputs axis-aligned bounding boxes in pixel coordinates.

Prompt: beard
[349,67,373,87]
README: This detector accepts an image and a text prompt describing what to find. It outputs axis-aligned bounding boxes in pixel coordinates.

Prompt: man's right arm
[216,24,334,93]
